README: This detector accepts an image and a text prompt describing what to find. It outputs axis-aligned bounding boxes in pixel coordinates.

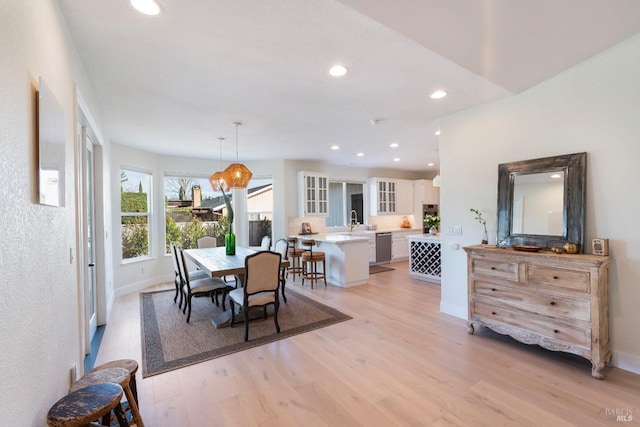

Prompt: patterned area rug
[140,289,351,377]
[369,265,395,274]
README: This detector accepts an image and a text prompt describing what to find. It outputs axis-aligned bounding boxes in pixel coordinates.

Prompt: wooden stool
[70,367,145,427]
[301,239,326,289]
[286,237,303,281]
[89,359,139,407]
[47,382,129,427]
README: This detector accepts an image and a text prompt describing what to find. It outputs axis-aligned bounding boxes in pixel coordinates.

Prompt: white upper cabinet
[298,171,328,217]
[396,179,414,214]
[368,177,397,215]
[413,179,439,206]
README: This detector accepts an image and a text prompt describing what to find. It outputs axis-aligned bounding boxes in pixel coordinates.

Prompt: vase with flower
[470,208,489,245]
[424,214,441,235]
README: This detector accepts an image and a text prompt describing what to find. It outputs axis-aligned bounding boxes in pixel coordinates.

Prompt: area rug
[140,289,351,377]
[369,265,395,274]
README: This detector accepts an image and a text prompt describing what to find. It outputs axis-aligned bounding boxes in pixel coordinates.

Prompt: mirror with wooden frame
[497,152,586,252]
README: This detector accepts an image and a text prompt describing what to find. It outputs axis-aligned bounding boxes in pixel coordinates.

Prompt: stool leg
[123,385,144,427]
[113,402,130,427]
[322,259,327,286]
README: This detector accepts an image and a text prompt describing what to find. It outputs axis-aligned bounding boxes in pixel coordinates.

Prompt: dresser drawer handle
[492,311,497,315]
[490,267,496,270]
[553,329,559,334]
[491,288,497,292]
[553,275,559,280]
[550,301,556,306]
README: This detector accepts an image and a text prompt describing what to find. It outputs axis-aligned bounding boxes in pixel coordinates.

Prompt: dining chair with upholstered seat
[197,235,217,248]
[170,242,208,308]
[260,235,271,251]
[273,238,289,303]
[177,247,234,323]
[229,251,282,341]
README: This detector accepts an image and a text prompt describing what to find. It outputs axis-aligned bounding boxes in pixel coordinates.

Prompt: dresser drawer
[526,265,590,293]
[473,301,591,348]
[473,281,590,323]
[471,259,518,280]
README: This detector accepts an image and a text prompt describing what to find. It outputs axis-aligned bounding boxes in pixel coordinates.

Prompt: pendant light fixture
[222,122,252,189]
[209,137,230,193]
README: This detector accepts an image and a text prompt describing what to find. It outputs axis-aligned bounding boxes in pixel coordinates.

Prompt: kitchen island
[290,233,370,287]
[408,234,441,283]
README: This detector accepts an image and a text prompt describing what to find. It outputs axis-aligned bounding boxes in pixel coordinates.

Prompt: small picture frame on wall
[592,238,609,256]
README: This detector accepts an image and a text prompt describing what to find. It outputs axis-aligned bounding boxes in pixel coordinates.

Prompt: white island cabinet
[408,234,441,283]
[291,233,370,287]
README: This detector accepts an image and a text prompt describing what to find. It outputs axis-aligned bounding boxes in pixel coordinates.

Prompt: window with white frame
[120,168,152,261]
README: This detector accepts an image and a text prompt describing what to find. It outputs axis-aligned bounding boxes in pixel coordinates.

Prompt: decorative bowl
[512,245,542,252]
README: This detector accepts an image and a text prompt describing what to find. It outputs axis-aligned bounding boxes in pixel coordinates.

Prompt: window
[164,175,227,252]
[326,181,365,227]
[121,168,152,261]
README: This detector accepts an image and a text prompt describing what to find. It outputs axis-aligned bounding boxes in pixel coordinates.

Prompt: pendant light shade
[432,174,441,187]
[209,137,230,193]
[222,122,252,189]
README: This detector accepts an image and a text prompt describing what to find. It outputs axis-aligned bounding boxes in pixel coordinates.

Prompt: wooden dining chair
[170,242,207,308]
[260,235,271,251]
[177,247,234,323]
[229,251,282,341]
[197,235,217,248]
[273,238,289,303]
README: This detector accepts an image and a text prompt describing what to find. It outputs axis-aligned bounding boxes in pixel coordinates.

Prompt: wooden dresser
[464,245,611,378]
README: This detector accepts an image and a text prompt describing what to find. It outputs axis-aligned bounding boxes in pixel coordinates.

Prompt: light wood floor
[96,261,639,426]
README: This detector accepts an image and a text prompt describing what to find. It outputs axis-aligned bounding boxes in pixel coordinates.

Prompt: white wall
[440,33,640,373]
[0,0,105,423]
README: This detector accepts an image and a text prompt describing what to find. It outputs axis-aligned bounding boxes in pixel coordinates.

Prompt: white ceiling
[57,0,640,172]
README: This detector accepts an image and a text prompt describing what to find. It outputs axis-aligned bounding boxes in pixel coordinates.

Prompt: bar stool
[89,359,139,409]
[301,239,326,288]
[47,382,129,427]
[70,367,145,427]
[286,237,303,281]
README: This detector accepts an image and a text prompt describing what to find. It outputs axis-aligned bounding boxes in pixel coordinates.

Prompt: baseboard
[114,274,173,298]
[440,301,467,320]
[611,349,640,375]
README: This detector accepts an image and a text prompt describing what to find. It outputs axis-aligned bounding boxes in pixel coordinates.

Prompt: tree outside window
[121,169,151,261]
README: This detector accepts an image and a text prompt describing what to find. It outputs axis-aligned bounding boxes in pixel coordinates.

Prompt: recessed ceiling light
[356,152,364,157]
[329,65,348,77]
[130,0,161,15]
[430,90,448,99]
[434,130,441,136]
[331,145,340,150]
[427,162,435,167]
[393,158,400,162]
[390,142,399,148]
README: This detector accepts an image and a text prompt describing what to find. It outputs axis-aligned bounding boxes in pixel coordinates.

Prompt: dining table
[183,246,287,328]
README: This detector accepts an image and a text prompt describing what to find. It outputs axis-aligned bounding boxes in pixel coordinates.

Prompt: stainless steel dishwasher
[375,232,392,264]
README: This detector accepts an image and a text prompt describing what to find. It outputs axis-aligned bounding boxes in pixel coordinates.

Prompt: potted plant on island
[424,214,441,235]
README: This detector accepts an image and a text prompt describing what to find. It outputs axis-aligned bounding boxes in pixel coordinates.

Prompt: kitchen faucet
[350,210,358,231]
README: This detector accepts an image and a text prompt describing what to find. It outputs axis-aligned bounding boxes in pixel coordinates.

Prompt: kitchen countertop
[408,233,441,241]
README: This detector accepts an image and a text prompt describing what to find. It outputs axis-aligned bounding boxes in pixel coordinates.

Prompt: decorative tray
[512,245,542,252]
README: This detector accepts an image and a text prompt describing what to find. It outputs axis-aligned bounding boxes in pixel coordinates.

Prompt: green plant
[183,217,207,249]
[258,217,272,240]
[424,214,441,228]
[470,208,489,242]
[165,216,182,252]
[221,188,234,234]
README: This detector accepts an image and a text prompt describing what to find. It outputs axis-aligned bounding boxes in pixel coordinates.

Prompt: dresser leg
[467,322,475,335]
[592,361,605,379]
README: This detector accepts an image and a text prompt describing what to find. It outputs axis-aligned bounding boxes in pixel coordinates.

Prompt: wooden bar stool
[70,367,144,427]
[286,237,303,281]
[301,239,326,289]
[89,359,139,408]
[47,382,129,427]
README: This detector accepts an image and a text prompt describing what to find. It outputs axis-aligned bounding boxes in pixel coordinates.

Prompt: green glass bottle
[225,231,236,255]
